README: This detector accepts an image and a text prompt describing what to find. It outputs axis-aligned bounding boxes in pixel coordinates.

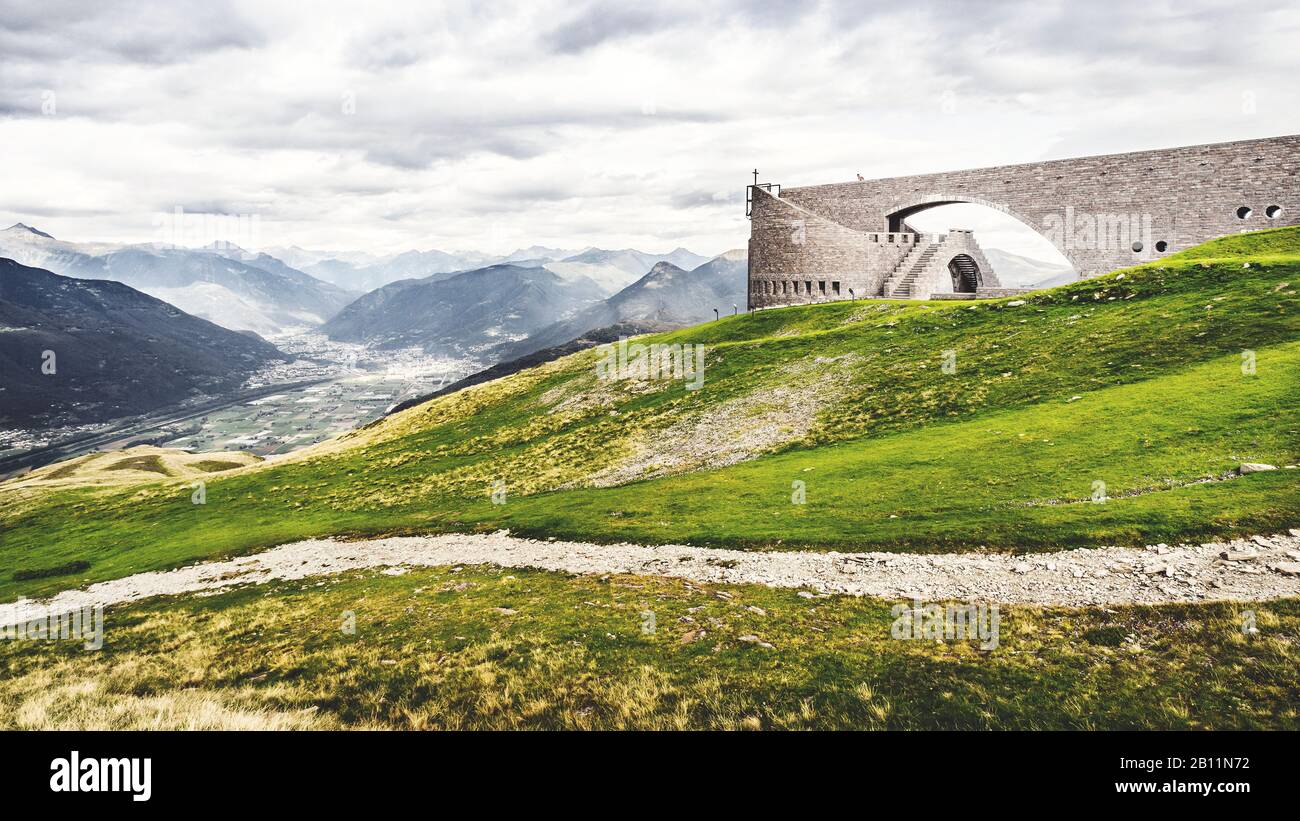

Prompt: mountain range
[285,244,709,297]
[321,263,603,358]
[0,224,718,344]
[323,251,747,361]
[294,248,499,293]
[0,224,356,336]
[497,250,747,359]
[0,258,286,428]
[540,247,710,296]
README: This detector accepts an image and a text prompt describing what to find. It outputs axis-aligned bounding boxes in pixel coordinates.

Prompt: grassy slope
[1,564,1295,730]
[1,228,1298,600]
[489,343,1300,549]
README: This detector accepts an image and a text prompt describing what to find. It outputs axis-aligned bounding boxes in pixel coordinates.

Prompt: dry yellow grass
[4,445,263,492]
[1,665,339,730]
[3,563,1294,730]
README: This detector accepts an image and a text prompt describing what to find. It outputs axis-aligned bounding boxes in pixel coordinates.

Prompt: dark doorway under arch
[949,254,981,293]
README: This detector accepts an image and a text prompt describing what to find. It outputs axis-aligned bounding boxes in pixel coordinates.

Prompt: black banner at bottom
[1,730,1287,808]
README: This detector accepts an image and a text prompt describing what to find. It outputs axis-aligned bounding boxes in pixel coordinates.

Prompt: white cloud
[1,0,1297,257]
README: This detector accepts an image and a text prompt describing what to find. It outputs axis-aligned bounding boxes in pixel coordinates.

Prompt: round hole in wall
[1131,241,1144,253]
[1266,205,1283,219]
[1236,206,1252,219]
[1155,240,1168,252]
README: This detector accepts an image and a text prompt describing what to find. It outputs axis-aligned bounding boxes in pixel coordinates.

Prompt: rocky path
[4,530,1300,624]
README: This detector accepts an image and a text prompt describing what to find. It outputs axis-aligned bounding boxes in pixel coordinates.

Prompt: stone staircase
[881,240,939,298]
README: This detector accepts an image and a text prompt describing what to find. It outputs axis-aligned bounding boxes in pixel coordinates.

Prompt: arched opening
[948,254,980,292]
[890,199,1078,288]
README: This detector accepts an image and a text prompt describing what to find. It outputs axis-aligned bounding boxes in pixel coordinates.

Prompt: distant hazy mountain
[499,250,747,358]
[0,258,286,428]
[0,224,119,276]
[0,224,355,335]
[1030,268,1084,289]
[296,257,372,288]
[295,249,498,292]
[271,243,710,297]
[262,245,385,271]
[982,248,1076,289]
[543,247,711,296]
[497,246,581,263]
[321,263,601,359]
[95,246,354,335]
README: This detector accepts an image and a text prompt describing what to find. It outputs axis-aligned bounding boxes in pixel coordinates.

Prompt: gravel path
[5,530,1300,624]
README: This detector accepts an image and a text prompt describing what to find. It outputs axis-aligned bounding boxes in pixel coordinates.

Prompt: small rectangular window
[832,281,840,294]
[805,281,813,294]
[818,281,826,294]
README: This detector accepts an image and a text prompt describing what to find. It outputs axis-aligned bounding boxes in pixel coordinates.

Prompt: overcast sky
[2,0,1298,259]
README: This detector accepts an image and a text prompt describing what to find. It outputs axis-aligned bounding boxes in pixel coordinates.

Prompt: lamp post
[713,307,719,321]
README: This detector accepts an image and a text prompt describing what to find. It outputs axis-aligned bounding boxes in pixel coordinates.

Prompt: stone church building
[747,134,1298,309]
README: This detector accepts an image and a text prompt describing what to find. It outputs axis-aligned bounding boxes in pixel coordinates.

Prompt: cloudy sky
[2,0,1298,259]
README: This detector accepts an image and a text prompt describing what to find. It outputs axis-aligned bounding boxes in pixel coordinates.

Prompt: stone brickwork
[748,134,1299,309]
[746,189,917,307]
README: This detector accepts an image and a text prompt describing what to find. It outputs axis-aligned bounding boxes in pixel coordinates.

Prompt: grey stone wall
[748,134,1299,308]
[747,188,917,307]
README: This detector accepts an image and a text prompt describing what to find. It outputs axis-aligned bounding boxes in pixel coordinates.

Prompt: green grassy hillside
[2,228,1298,600]
[2,565,1296,730]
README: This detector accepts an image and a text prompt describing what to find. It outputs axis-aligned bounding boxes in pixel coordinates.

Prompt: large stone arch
[882,193,1087,274]
[748,135,1298,307]
[763,134,1299,280]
